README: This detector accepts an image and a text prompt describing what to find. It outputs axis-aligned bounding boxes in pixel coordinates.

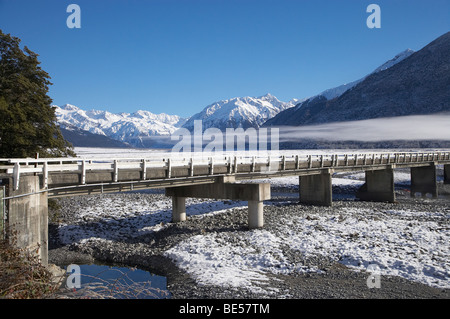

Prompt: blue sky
[0,0,448,117]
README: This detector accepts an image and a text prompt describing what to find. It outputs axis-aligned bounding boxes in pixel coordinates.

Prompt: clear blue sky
[0,0,448,117]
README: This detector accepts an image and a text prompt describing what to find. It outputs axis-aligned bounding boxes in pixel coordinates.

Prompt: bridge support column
[7,175,48,266]
[172,196,186,222]
[299,170,332,206]
[248,200,264,229]
[356,168,395,203]
[444,165,450,185]
[165,177,270,229]
[411,164,437,198]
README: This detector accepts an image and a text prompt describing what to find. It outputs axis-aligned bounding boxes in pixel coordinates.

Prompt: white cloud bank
[277,114,450,142]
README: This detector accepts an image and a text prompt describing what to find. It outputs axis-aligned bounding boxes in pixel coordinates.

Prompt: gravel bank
[48,177,449,299]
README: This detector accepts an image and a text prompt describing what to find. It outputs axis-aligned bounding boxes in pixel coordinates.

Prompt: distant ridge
[59,125,131,148]
[264,32,450,127]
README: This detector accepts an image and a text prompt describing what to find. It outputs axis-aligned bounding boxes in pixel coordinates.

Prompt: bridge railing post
[166,158,172,178]
[0,186,5,240]
[13,163,20,190]
[113,160,119,182]
[141,159,147,180]
[190,158,194,177]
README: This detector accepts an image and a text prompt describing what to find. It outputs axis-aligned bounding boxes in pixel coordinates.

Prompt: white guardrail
[1,151,450,191]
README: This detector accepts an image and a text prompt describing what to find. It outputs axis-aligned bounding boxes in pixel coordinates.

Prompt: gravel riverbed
[48,174,450,299]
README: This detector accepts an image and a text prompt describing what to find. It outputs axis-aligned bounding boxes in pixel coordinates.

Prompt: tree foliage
[0,29,75,158]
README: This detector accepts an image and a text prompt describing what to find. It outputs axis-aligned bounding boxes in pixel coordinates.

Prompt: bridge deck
[1,151,449,198]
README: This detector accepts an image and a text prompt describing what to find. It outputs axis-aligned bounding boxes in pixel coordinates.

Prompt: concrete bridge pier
[444,165,450,184]
[248,200,264,229]
[166,176,270,229]
[299,170,333,206]
[172,196,186,222]
[410,164,437,198]
[356,168,395,203]
[6,175,48,266]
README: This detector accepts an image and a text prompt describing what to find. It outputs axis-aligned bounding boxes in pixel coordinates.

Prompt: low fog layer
[277,114,450,142]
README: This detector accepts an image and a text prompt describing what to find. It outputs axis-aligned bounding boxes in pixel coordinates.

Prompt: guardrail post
[190,158,194,177]
[81,160,86,185]
[0,186,4,240]
[13,163,20,190]
[43,162,48,189]
[113,160,119,182]
[141,159,147,180]
[167,158,172,178]
[210,157,214,175]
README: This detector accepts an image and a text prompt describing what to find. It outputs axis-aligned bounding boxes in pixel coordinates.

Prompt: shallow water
[67,263,171,299]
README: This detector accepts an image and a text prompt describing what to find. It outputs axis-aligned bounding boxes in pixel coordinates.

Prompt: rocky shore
[47,174,449,299]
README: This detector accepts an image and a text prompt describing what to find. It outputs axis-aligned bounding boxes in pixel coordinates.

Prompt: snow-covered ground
[164,208,449,292]
[164,175,449,291]
[56,147,449,294]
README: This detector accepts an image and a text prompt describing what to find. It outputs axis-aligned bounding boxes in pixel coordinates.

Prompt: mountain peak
[60,104,80,111]
[182,93,294,131]
[259,93,275,99]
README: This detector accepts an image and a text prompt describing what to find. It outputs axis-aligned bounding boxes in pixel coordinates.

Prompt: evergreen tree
[0,30,75,158]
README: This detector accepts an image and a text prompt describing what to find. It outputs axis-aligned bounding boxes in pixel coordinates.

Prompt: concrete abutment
[6,175,48,265]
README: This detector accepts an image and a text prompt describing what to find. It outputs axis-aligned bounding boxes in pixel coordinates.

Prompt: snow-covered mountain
[53,46,421,149]
[296,49,415,108]
[54,104,187,148]
[181,93,297,132]
[265,31,450,128]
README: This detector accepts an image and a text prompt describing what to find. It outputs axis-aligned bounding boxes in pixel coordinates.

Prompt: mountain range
[55,104,187,148]
[54,93,297,148]
[264,32,449,127]
[54,31,450,149]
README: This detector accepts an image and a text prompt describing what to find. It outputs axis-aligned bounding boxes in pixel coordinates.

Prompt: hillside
[264,32,450,127]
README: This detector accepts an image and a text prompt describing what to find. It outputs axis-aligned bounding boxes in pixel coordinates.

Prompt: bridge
[1,150,450,265]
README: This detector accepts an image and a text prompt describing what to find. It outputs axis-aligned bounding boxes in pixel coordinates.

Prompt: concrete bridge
[1,151,450,265]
